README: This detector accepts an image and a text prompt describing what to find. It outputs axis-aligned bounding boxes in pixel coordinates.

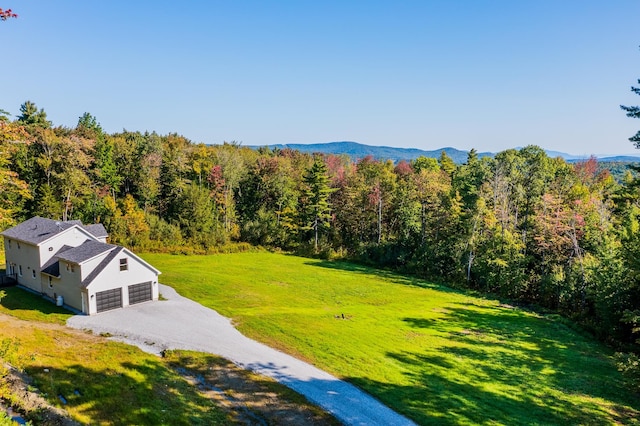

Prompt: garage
[96,288,122,313]
[128,282,152,305]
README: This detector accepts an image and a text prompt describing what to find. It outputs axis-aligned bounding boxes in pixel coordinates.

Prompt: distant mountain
[248,141,640,164]
[250,141,493,163]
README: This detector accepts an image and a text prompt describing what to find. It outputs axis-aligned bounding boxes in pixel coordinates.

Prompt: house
[2,217,160,315]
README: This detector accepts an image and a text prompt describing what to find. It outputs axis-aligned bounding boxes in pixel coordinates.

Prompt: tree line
[2,101,640,375]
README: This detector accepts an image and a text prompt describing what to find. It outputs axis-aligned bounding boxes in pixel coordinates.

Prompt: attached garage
[96,288,123,313]
[128,282,152,305]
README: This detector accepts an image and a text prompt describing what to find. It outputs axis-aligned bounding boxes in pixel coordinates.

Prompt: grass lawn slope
[0,285,338,425]
[144,251,640,425]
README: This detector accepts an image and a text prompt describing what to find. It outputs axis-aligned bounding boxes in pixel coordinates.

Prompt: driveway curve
[67,285,416,426]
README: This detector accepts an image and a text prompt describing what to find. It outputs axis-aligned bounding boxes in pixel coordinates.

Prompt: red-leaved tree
[0,8,17,20]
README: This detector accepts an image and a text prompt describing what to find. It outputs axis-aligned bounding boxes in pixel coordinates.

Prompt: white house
[2,217,160,315]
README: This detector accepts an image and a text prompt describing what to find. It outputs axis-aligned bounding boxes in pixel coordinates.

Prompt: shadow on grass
[303,258,459,293]
[373,303,640,425]
[166,351,342,426]
[28,359,228,426]
[0,287,72,322]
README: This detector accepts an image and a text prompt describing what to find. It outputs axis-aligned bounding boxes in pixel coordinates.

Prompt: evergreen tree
[301,157,332,251]
[621,68,640,148]
[17,101,51,128]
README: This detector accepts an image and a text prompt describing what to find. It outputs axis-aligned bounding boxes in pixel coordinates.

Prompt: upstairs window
[32,270,36,279]
[7,240,11,249]
[120,258,128,271]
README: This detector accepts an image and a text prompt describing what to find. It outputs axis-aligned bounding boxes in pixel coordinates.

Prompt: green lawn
[0,288,229,425]
[143,251,640,425]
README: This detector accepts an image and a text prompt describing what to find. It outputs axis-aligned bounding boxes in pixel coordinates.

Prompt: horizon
[2,1,640,155]
[244,140,640,158]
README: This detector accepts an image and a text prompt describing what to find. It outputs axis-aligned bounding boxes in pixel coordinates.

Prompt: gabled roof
[1,217,109,245]
[82,246,124,288]
[41,261,61,278]
[56,240,116,264]
[41,245,74,278]
[1,217,77,245]
[82,224,108,239]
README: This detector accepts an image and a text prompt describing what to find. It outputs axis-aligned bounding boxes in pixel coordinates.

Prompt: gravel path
[67,285,416,426]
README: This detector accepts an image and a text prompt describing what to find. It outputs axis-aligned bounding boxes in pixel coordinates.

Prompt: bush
[615,351,640,389]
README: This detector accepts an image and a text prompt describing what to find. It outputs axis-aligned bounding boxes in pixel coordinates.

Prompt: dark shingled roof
[82,224,108,239]
[41,261,61,277]
[56,240,116,264]
[1,217,110,245]
[41,245,74,278]
[1,217,78,245]
[82,246,124,288]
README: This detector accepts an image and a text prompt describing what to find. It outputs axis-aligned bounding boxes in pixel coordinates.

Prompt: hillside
[249,141,640,164]
[249,141,493,163]
[143,252,640,425]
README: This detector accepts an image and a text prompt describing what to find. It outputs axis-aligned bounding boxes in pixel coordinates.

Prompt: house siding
[3,218,160,315]
[42,274,60,299]
[4,239,41,292]
[86,251,159,315]
[60,260,84,310]
[37,227,96,266]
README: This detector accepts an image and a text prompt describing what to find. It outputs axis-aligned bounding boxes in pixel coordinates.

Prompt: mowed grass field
[143,251,640,425]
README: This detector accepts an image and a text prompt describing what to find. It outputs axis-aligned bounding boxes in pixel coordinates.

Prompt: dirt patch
[1,363,80,426]
[0,312,340,425]
[166,351,341,426]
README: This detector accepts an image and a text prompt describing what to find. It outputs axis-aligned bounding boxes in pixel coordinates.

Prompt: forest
[2,101,640,380]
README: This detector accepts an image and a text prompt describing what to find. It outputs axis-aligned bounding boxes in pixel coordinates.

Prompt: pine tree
[17,101,51,128]
[302,157,333,251]
[621,52,640,148]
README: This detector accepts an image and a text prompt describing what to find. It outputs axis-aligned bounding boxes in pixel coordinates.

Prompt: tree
[301,157,333,251]
[17,101,51,128]
[0,122,31,227]
[76,112,103,138]
[0,8,17,20]
[621,53,640,148]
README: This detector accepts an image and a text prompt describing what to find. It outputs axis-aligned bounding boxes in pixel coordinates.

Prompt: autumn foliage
[0,8,17,20]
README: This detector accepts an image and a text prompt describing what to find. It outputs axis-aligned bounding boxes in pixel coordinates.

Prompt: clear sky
[2,1,640,155]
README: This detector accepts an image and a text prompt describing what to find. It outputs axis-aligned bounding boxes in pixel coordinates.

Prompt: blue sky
[2,1,640,155]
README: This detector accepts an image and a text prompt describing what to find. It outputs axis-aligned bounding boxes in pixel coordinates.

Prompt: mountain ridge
[248,141,640,164]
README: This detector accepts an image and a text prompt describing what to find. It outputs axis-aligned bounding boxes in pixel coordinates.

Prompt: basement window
[120,258,128,271]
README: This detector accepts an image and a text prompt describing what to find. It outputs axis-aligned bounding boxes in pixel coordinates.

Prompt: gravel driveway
[67,285,416,426]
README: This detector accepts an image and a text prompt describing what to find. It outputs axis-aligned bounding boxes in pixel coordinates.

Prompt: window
[48,247,53,252]
[17,242,20,249]
[18,265,22,276]
[48,277,53,288]
[120,258,128,271]
[66,263,75,273]
[32,270,36,279]
[7,240,10,249]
